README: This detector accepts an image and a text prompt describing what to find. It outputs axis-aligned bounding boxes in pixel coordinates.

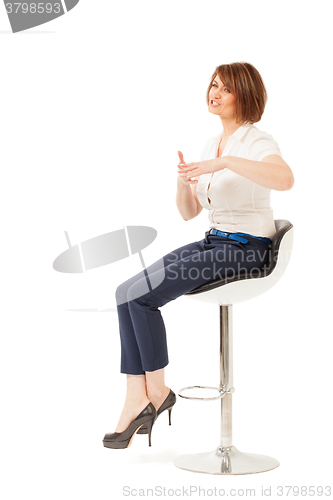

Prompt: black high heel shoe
[137,389,176,434]
[103,402,156,449]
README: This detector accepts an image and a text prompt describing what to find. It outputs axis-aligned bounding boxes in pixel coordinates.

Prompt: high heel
[168,406,173,426]
[137,389,176,434]
[145,417,154,447]
[103,402,156,449]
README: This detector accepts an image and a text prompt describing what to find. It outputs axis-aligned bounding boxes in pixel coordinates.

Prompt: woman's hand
[177,151,199,185]
[176,151,203,220]
[177,156,225,181]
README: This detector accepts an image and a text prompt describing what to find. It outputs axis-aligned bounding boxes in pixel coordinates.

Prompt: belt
[210,228,270,244]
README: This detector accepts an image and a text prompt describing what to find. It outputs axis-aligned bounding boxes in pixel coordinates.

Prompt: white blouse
[196,123,282,239]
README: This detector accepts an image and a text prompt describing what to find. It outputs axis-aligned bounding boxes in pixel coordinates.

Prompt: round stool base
[174,445,279,475]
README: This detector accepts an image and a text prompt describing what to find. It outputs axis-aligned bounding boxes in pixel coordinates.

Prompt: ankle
[124,395,150,407]
[147,386,169,403]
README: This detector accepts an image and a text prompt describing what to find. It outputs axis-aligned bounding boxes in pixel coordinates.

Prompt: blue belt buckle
[211,229,248,244]
[211,228,269,244]
[211,229,228,238]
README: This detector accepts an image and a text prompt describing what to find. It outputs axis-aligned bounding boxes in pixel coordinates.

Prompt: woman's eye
[224,87,230,93]
[212,83,218,88]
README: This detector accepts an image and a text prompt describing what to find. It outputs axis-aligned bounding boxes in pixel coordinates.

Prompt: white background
[1,1,332,498]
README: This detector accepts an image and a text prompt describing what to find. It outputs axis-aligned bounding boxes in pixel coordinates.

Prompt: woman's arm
[226,155,294,191]
[179,155,295,191]
[176,177,203,221]
[176,151,203,221]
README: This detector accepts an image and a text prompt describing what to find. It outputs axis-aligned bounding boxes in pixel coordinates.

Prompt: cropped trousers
[115,230,272,375]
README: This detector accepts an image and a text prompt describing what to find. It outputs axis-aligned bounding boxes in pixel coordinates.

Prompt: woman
[103,62,294,449]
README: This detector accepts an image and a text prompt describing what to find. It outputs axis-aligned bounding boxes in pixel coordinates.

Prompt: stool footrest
[178,385,235,401]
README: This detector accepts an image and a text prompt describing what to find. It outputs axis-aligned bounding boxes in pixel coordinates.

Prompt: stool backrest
[185,219,294,305]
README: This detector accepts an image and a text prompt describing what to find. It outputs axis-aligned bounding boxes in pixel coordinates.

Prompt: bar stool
[174,219,294,475]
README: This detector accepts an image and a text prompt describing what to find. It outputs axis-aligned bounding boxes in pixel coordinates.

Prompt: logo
[3,0,80,33]
[53,226,166,310]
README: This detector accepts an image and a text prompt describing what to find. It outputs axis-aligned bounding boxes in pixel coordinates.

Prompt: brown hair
[206,62,267,124]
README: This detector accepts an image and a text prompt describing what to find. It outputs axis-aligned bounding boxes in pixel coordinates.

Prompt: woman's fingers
[179,170,198,180]
[177,151,197,183]
[177,151,185,165]
[181,171,199,183]
[177,162,197,172]
[181,177,197,185]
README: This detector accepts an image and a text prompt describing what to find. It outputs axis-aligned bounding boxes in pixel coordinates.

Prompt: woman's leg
[113,239,207,432]
[116,239,206,375]
[124,236,271,373]
[115,374,150,432]
[115,369,170,432]
[124,244,224,373]
[145,368,170,412]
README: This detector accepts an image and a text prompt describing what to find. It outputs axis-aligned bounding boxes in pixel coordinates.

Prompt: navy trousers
[116,230,271,375]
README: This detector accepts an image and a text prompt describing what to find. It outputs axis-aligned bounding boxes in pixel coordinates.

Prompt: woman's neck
[220,118,244,140]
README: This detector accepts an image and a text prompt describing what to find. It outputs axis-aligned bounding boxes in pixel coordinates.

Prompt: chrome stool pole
[219,305,233,449]
[174,305,280,475]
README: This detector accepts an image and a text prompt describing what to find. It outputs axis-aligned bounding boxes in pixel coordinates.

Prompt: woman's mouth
[210,100,220,107]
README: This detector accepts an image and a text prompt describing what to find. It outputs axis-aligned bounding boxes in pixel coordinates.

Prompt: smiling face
[208,74,237,120]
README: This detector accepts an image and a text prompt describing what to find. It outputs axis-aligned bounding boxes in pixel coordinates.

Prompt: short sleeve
[248,133,282,161]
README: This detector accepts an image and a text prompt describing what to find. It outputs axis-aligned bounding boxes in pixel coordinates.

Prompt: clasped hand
[177,151,225,184]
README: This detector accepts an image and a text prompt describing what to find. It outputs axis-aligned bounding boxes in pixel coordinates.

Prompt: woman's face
[208,74,237,120]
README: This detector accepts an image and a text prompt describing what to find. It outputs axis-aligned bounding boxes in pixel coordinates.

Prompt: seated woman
[103,61,294,449]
